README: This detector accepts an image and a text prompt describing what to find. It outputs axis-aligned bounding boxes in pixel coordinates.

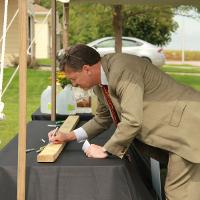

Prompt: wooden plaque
[37,115,79,162]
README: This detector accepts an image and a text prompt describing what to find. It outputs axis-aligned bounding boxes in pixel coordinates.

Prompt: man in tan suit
[49,44,200,199]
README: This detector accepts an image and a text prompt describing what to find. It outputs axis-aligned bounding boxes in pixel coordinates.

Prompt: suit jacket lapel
[99,57,121,120]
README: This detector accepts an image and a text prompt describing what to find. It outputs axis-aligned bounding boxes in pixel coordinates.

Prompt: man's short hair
[59,44,101,71]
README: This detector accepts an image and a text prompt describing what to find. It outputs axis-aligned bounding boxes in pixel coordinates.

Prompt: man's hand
[84,144,108,159]
[48,129,76,144]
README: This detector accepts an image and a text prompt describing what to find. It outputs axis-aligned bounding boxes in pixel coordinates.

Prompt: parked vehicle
[87,36,165,67]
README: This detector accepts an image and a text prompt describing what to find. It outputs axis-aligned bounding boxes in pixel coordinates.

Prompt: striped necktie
[100,84,120,126]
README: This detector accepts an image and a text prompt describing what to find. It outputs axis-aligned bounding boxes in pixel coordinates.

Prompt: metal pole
[51,0,56,121]
[17,0,27,199]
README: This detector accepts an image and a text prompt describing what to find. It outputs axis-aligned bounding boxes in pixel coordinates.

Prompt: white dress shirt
[73,65,108,143]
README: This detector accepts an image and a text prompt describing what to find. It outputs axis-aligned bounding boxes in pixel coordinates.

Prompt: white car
[87,36,165,67]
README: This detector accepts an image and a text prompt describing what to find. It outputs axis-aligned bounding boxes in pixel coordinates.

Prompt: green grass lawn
[170,75,200,91]
[36,58,51,66]
[162,65,200,74]
[161,65,200,91]
[0,65,200,150]
[0,68,51,149]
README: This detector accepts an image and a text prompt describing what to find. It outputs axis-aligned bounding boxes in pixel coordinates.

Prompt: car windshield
[95,38,143,48]
[97,39,115,48]
[122,39,142,47]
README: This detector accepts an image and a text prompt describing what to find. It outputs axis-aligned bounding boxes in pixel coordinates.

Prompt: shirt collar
[100,65,108,85]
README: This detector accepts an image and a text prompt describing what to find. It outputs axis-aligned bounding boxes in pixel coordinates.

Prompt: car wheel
[141,57,152,63]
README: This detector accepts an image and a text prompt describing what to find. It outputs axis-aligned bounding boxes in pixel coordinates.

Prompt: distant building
[34,4,51,59]
[34,4,61,59]
[0,0,34,65]
[0,1,61,66]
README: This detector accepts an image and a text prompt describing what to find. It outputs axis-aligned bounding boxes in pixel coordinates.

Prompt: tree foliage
[39,0,51,9]
[39,2,181,46]
[68,4,178,46]
[122,5,178,46]
[68,4,113,45]
[39,0,63,17]
[174,5,200,20]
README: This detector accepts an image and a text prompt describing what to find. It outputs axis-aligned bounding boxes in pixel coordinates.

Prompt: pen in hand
[52,127,59,137]
[49,127,67,144]
[49,127,59,144]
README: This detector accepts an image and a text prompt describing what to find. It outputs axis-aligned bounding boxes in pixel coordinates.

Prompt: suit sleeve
[81,93,113,139]
[104,73,144,158]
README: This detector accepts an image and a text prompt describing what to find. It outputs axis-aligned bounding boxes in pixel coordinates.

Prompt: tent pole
[17,0,27,199]
[51,0,56,121]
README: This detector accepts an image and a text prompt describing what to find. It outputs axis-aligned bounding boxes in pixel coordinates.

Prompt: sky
[165,13,200,51]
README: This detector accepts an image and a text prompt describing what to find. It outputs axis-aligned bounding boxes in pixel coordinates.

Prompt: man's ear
[82,65,92,74]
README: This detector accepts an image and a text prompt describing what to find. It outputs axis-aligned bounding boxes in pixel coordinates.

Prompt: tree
[39,2,112,45]
[39,0,50,9]
[39,0,63,17]
[113,5,122,53]
[39,1,180,46]
[175,5,200,19]
[122,5,178,46]
[68,3,113,45]
[68,4,178,46]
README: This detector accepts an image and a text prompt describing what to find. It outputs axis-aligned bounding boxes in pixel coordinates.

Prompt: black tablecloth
[0,120,156,200]
[31,108,93,121]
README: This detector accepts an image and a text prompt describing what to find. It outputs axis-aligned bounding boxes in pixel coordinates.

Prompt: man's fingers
[51,135,60,142]
[84,144,108,158]
[49,134,58,143]
[86,151,92,158]
[48,129,57,142]
[52,140,63,144]
[84,147,90,155]
[84,147,93,157]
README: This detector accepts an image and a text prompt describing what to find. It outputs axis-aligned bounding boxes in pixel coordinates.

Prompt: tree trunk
[63,3,69,49]
[113,5,122,53]
[34,0,40,4]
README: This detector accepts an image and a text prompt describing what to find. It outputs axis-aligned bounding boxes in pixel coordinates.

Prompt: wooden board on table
[37,115,80,162]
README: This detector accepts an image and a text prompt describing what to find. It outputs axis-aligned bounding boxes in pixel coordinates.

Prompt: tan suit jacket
[82,53,200,163]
